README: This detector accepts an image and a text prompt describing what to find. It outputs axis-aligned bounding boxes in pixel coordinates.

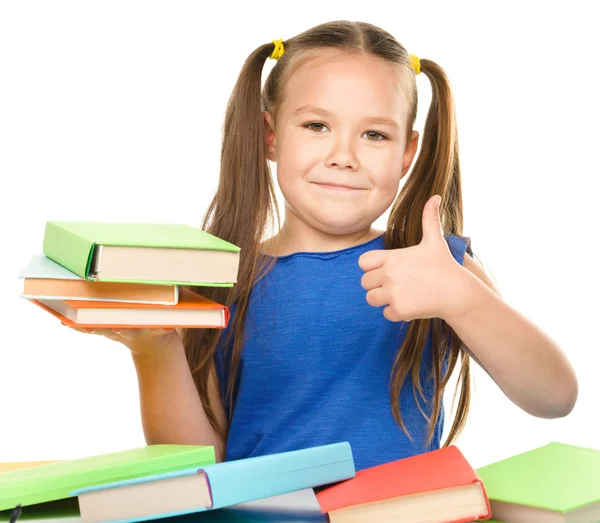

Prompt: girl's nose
[326,138,360,171]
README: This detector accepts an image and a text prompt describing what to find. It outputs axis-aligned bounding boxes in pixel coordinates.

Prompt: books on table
[0,461,61,474]
[476,441,600,523]
[0,497,81,521]
[0,445,215,511]
[315,445,490,523]
[72,442,355,523]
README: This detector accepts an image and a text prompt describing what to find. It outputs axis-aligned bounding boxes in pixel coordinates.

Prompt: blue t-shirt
[215,233,473,471]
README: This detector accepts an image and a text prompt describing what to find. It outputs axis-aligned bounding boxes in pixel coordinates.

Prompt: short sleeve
[444,234,473,266]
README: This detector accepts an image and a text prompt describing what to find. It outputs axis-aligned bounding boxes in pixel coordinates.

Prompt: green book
[475,441,600,522]
[0,444,215,511]
[42,221,241,287]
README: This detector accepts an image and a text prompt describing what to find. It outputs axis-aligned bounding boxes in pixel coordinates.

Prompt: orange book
[23,278,179,305]
[315,446,491,523]
[19,255,179,305]
[28,288,229,329]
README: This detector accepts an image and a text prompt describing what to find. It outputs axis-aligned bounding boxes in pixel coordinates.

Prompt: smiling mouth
[312,182,364,191]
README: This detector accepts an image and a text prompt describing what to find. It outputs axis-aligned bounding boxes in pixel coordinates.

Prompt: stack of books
[18,221,241,329]
[8,440,597,523]
[0,442,356,521]
[313,441,600,523]
[0,443,493,523]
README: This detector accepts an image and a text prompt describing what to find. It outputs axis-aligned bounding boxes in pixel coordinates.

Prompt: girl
[72,20,578,471]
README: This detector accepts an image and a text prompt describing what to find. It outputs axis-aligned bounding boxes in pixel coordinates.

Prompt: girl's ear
[264,112,277,162]
[401,130,419,177]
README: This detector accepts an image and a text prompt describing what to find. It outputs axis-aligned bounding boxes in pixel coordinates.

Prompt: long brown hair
[183,20,473,449]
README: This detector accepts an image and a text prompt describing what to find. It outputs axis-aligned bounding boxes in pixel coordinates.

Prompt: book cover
[72,442,356,523]
[315,446,490,519]
[0,445,215,511]
[475,441,600,513]
[19,254,87,281]
[42,221,240,286]
[27,287,229,329]
[19,255,179,305]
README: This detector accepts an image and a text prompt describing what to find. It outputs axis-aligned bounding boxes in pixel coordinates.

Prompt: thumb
[421,195,443,243]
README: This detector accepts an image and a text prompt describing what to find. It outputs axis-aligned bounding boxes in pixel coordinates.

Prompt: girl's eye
[305,123,328,132]
[304,123,387,141]
[364,130,387,141]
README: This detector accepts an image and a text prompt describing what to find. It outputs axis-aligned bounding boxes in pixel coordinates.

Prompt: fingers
[62,322,95,334]
[358,250,387,272]
[61,323,112,336]
[361,267,385,290]
[112,328,174,338]
[60,323,176,341]
[365,287,388,308]
[112,329,136,340]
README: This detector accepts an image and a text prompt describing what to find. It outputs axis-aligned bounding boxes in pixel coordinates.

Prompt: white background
[0,1,598,470]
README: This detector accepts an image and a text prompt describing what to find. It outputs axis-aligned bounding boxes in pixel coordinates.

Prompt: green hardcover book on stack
[476,441,600,523]
[42,221,241,287]
[0,444,215,511]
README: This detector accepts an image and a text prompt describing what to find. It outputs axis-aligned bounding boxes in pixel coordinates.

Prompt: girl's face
[266,50,418,238]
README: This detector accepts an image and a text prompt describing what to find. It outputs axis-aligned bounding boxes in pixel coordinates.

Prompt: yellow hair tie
[271,39,285,60]
[409,54,421,75]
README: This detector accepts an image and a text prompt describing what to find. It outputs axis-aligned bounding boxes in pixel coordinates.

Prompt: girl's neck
[261,221,384,257]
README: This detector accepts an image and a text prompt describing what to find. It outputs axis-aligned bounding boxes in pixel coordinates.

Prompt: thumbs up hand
[358,195,466,323]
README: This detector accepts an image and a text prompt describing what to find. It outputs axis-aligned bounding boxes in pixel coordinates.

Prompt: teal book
[0,445,215,511]
[476,441,600,522]
[71,442,356,523]
[42,221,241,287]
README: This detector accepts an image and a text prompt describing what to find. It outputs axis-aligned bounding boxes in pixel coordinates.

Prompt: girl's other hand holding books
[62,324,181,359]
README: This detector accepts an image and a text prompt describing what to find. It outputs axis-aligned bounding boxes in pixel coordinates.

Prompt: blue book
[71,442,355,523]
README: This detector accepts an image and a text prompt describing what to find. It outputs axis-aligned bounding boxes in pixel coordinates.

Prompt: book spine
[42,223,94,280]
[207,459,355,509]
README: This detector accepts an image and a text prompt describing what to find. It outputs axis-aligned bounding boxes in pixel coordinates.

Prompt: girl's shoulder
[258,236,279,257]
[444,234,473,266]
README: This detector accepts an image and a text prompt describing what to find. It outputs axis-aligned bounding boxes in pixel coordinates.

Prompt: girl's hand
[62,324,181,358]
[358,195,468,322]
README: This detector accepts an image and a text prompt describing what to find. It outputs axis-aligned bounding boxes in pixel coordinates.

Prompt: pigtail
[386,58,471,449]
[389,58,463,243]
[182,42,281,438]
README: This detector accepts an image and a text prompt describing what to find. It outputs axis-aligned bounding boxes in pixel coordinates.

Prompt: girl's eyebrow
[292,105,400,129]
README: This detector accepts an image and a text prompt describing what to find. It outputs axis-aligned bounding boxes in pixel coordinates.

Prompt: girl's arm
[131,334,227,462]
[446,254,578,419]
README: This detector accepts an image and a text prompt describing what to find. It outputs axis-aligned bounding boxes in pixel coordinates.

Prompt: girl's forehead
[289,49,399,84]
[280,51,409,120]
